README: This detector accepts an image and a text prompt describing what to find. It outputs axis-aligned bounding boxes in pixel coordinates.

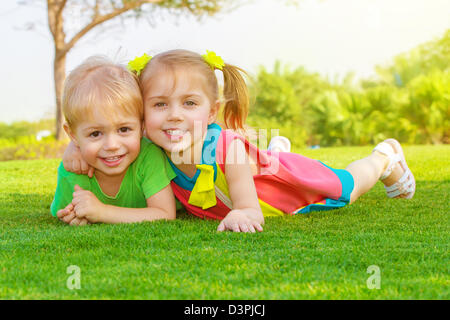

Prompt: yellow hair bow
[188,164,217,210]
[202,50,224,70]
[127,53,152,76]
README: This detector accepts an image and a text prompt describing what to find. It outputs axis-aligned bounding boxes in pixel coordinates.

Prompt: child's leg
[346,139,415,203]
[346,151,388,203]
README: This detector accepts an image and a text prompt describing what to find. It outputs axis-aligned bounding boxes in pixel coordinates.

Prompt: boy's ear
[63,123,79,147]
[208,100,220,125]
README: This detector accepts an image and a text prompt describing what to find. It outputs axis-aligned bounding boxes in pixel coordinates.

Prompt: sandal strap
[374,142,402,180]
[375,139,416,199]
[384,169,415,198]
[380,154,402,180]
[268,136,291,153]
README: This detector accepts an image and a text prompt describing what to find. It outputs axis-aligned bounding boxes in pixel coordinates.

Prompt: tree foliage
[44,0,241,139]
[249,30,450,146]
[375,29,450,87]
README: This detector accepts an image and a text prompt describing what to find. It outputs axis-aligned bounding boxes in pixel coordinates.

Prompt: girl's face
[143,66,219,162]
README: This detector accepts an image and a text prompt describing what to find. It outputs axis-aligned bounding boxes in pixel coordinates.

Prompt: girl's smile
[163,128,188,141]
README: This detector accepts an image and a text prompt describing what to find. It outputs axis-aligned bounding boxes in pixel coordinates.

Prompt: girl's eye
[119,127,130,133]
[89,131,101,138]
[185,100,196,106]
[155,102,167,108]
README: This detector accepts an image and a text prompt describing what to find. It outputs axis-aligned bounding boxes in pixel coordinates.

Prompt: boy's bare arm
[72,184,176,224]
[56,203,89,226]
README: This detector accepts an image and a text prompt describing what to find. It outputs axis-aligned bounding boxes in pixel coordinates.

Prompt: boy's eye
[89,131,101,138]
[119,127,130,133]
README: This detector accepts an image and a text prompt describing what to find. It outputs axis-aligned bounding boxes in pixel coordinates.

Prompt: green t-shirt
[50,137,176,217]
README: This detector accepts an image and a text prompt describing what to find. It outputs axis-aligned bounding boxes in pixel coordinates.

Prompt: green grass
[0,145,449,299]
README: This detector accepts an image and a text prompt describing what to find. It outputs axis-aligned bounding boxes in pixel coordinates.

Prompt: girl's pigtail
[221,64,249,131]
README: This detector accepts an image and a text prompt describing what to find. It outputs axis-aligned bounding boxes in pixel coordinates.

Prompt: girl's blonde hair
[62,56,143,129]
[139,49,249,130]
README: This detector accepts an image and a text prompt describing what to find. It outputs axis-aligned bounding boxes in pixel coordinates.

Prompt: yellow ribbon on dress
[188,164,217,210]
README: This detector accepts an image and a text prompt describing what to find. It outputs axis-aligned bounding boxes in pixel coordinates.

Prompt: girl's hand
[62,141,95,178]
[72,185,105,223]
[57,203,89,226]
[217,209,264,233]
[221,138,265,233]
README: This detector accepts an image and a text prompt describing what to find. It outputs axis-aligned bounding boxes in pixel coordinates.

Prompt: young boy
[51,56,176,225]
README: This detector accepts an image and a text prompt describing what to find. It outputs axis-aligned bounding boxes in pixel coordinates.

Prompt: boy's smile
[99,154,127,167]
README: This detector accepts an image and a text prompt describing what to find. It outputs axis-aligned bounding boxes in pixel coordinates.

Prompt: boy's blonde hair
[62,56,143,129]
[139,49,249,130]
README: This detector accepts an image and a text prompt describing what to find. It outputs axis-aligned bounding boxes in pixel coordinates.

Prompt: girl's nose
[167,105,183,122]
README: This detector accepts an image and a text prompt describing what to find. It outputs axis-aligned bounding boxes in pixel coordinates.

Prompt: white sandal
[268,136,291,152]
[373,139,415,199]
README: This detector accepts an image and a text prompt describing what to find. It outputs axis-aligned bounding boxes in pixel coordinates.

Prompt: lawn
[0,144,449,299]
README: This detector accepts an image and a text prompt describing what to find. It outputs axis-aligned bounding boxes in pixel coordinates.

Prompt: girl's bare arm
[218,138,264,232]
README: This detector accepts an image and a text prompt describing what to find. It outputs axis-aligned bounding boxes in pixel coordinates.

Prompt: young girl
[64,50,416,232]
[141,49,416,232]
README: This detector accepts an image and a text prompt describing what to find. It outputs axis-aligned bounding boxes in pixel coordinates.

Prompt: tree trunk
[54,51,66,140]
[46,0,225,139]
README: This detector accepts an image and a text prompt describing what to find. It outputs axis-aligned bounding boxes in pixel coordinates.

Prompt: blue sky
[0,0,449,123]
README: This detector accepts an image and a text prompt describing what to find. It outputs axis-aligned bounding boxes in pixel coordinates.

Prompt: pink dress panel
[216,129,343,213]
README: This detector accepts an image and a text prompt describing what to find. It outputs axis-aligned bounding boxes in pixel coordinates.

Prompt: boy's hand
[217,209,263,233]
[57,203,89,226]
[63,141,95,178]
[72,185,105,223]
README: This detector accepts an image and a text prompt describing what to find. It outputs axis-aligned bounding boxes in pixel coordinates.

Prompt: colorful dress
[168,123,354,220]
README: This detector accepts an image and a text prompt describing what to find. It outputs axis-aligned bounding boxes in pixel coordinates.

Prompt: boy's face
[67,110,142,178]
[143,67,219,161]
